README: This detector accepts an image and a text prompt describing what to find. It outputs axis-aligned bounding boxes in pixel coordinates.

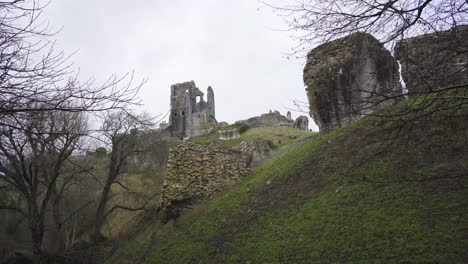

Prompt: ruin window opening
[173,112,177,117]
[196,96,201,104]
[182,111,185,116]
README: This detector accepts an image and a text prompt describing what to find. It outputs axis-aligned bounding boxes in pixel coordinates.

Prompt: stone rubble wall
[159,143,252,220]
[233,139,272,163]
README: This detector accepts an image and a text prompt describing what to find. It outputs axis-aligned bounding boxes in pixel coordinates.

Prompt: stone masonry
[159,143,252,221]
[233,139,272,163]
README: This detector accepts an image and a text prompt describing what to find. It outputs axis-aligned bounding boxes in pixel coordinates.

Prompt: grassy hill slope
[102,126,313,237]
[109,100,468,263]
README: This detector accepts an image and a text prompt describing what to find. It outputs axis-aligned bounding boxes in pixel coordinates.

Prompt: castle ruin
[303,32,401,134]
[169,81,216,139]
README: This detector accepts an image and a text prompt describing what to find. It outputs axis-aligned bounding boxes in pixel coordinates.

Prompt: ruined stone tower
[169,81,216,139]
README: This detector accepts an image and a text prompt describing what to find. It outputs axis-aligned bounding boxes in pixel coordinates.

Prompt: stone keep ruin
[169,81,216,139]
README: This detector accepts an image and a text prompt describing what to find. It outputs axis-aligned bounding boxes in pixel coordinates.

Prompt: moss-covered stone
[395,25,468,95]
[303,32,401,134]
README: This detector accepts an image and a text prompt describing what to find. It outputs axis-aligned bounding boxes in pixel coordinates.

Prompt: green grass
[191,125,313,149]
[108,98,468,263]
[224,183,466,263]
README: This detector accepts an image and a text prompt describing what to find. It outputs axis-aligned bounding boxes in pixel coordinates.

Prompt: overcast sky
[43,0,319,131]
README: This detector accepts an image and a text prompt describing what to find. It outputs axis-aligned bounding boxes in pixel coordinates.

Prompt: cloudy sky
[43,0,318,130]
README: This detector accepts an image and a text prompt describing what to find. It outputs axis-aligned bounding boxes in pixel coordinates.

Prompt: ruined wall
[235,111,293,128]
[207,86,215,119]
[303,32,401,134]
[395,25,468,95]
[160,143,251,220]
[169,81,216,139]
[169,82,192,139]
[191,111,213,137]
[233,139,272,163]
[218,129,240,140]
[293,116,309,131]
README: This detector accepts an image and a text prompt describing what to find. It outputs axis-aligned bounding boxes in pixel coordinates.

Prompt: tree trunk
[93,181,112,242]
[30,217,45,255]
[49,194,66,253]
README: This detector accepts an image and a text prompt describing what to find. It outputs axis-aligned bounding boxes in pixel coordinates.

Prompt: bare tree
[46,154,95,253]
[93,110,155,242]
[264,0,467,50]
[0,108,86,254]
[0,0,149,256]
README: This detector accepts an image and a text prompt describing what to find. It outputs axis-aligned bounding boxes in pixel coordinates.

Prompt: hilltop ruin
[169,81,216,139]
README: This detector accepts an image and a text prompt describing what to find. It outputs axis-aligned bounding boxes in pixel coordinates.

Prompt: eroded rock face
[395,26,468,95]
[235,111,292,128]
[303,32,401,134]
[293,116,309,131]
[159,143,251,221]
